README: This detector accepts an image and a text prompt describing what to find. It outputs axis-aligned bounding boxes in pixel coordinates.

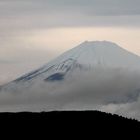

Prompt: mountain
[2,41,140,90]
[1,41,140,119]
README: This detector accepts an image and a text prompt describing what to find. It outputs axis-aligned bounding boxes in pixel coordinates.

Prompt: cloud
[0,67,140,120]
[99,101,140,120]
[0,0,140,31]
[46,0,140,16]
[1,0,140,16]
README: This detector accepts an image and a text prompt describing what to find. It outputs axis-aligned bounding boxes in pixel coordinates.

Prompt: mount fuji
[2,41,140,89]
[1,41,140,119]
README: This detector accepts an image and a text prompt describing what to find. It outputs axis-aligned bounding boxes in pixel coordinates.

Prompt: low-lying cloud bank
[0,67,140,120]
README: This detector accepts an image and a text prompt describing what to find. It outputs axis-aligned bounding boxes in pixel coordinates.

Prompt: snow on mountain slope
[2,41,140,91]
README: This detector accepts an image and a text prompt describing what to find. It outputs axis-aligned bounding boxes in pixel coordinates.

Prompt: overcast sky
[0,0,140,84]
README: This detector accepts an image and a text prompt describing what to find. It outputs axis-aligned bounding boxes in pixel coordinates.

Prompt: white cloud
[0,68,140,120]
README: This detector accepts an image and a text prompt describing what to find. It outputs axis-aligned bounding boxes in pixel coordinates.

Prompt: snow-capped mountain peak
[2,41,140,90]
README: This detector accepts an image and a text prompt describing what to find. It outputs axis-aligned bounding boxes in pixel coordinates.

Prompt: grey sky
[1,0,140,29]
[1,0,140,36]
[0,0,140,84]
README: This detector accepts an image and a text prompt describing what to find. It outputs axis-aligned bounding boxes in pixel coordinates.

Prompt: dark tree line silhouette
[0,111,139,124]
